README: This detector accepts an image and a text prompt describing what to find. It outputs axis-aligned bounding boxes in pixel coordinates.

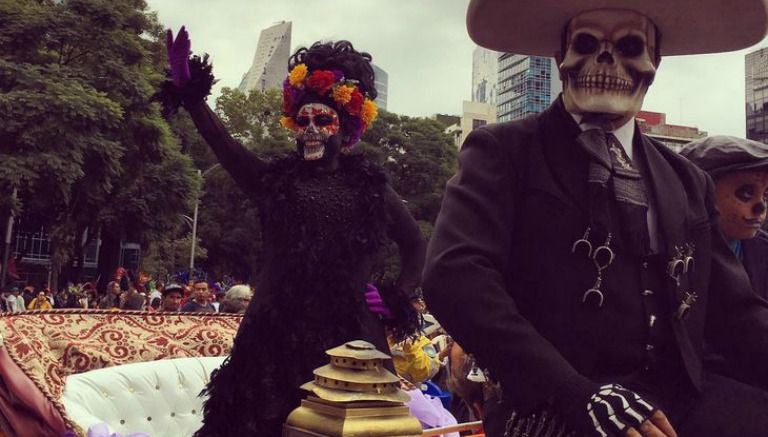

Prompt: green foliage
[361,110,458,225]
[141,233,207,280]
[0,0,198,285]
[358,109,458,283]
[214,87,294,155]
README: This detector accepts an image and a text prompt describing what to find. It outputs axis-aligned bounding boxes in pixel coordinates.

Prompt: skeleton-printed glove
[166,26,192,87]
[364,283,393,319]
[586,384,655,437]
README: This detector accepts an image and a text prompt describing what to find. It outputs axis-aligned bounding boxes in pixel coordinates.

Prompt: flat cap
[680,136,768,178]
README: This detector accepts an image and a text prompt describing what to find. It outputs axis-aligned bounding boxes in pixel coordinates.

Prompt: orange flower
[361,98,378,127]
[288,64,308,87]
[332,85,355,105]
[280,116,298,131]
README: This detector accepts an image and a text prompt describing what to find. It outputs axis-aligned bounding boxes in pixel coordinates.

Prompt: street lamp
[189,164,220,272]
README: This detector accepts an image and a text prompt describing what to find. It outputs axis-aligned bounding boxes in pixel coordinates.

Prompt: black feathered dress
[182,100,425,436]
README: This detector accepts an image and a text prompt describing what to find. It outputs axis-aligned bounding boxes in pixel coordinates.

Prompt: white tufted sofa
[60,356,226,436]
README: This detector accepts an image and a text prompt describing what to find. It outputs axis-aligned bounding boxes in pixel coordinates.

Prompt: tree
[359,110,458,283]
[0,0,199,291]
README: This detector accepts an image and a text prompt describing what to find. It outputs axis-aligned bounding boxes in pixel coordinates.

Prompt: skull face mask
[295,103,341,161]
[559,9,658,129]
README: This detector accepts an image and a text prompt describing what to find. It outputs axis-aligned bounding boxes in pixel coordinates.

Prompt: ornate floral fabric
[0,310,241,431]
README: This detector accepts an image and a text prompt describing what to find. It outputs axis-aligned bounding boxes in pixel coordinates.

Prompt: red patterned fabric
[0,310,242,435]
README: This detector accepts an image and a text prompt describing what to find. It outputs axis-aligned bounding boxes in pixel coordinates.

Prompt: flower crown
[280,63,378,148]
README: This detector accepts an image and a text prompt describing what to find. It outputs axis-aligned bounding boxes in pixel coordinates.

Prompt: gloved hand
[364,283,393,319]
[166,26,191,87]
[586,384,656,437]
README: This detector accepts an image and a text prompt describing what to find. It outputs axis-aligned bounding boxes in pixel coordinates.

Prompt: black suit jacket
[743,230,768,301]
[423,98,768,416]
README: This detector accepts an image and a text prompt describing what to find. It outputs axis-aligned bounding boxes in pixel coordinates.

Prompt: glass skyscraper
[496,54,561,122]
[372,64,388,111]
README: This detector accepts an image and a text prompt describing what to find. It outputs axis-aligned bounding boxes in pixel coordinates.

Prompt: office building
[472,47,499,106]
[637,110,707,153]
[496,54,561,122]
[239,21,292,93]
[746,47,768,143]
[372,64,388,110]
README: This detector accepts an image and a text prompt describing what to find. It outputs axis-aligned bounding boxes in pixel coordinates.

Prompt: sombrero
[467,0,768,56]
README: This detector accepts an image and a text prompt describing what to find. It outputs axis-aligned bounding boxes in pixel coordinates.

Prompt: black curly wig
[286,40,378,150]
[288,40,377,100]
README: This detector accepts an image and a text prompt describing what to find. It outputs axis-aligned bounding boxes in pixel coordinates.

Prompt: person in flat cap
[424,1,768,436]
[681,136,768,299]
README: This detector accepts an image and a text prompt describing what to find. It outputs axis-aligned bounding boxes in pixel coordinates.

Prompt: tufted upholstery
[60,356,226,436]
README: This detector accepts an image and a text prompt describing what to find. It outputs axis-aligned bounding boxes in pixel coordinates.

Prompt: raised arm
[163,27,268,195]
[184,101,267,195]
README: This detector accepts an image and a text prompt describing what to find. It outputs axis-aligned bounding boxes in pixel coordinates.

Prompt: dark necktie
[577,129,650,256]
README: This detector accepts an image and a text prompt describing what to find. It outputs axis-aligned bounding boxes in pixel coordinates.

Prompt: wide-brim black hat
[680,135,768,178]
[467,0,768,56]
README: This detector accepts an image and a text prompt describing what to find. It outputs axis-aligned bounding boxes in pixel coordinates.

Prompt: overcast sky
[147,0,768,138]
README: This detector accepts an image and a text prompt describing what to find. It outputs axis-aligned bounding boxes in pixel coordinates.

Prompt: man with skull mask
[159,30,425,436]
[424,1,768,436]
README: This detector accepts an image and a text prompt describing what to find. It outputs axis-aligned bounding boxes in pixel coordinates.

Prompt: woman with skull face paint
[158,29,425,436]
[681,136,768,299]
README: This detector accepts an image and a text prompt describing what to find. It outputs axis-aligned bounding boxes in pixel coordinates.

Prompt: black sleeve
[383,185,426,294]
[423,126,596,414]
[184,100,268,196]
[704,174,768,387]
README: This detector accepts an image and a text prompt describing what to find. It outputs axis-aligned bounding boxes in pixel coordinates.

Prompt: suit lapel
[533,98,591,212]
[636,133,688,252]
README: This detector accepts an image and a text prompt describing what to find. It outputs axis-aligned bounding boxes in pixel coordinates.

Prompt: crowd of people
[0,277,253,315]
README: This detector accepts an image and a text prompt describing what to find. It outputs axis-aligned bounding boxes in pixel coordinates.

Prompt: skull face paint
[295,103,340,161]
[714,170,768,240]
[559,9,658,129]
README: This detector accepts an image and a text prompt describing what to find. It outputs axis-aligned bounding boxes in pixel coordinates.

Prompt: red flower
[346,89,364,115]
[306,70,336,94]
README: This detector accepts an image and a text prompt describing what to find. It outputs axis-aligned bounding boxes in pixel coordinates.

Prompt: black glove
[586,383,655,437]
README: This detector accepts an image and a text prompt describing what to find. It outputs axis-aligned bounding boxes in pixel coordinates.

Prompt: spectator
[181,280,215,313]
[121,291,145,310]
[218,285,253,314]
[27,292,53,310]
[98,281,121,309]
[211,288,225,312]
[388,332,442,385]
[148,297,161,312]
[3,287,20,313]
[160,284,184,312]
[11,287,24,313]
[21,286,34,308]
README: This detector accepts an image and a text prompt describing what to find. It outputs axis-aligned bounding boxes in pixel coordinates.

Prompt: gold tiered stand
[283,340,422,437]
